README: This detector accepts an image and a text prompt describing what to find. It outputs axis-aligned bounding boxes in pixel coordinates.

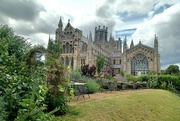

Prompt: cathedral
[54,17,160,76]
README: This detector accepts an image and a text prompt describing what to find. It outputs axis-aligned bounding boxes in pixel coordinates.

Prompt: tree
[96,54,105,76]
[0,25,31,61]
[166,65,179,75]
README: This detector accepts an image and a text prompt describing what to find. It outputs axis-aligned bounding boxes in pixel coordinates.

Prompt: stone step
[114,74,127,82]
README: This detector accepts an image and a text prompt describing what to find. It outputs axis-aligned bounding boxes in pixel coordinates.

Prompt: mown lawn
[54,89,180,121]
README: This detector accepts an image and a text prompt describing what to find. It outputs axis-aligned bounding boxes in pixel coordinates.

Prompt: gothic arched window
[131,54,149,76]
[66,43,70,53]
[70,45,73,53]
[63,45,65,53]
[113,59,116,64]
[119,59,121,64]
[65,56,69,66]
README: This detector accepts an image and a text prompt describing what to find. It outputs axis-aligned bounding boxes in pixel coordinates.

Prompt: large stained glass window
[131,54,149,76]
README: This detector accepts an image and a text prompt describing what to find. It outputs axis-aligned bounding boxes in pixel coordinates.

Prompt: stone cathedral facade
[54,17,160,76]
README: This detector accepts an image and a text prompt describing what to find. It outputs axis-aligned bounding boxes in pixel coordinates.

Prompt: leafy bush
[71,67,81,81]
[45,91,68,116]
[45,38,71,116]
[86,78,100,94]
[119,70,125,77]
[126,74,138,82]
[157,75,180,91]
[137,75,149,82]
[105,74,113,80]
[149,79,158,88]
[0,25,51,121]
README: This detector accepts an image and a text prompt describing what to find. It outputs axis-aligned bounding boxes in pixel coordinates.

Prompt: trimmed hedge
[126,74,180,91]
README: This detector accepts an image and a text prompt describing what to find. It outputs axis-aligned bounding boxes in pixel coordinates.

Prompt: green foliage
[45,92,68,116]
[0,25,31,61]
[105,74,113,80]
[0,97,8,121]
[96,54,105,76]
[47,38,62,58]
[137,75,149,82]
[45,39,71,115]
[149,79,158,88]
[0,63,50,121]
[23,45,46,67]
[147,70,157,75]
[126,74,138,82]
[165,65,179,75]
[119,70,125,77]
[0,25,52,121]
[86,78,100,94]
[71,67,81,81]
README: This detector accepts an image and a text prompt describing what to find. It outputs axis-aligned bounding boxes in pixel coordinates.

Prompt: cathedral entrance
[131,54,149,76]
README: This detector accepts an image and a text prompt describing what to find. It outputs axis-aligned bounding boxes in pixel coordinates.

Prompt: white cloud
[132,2,180,69]
[0,0,179,69]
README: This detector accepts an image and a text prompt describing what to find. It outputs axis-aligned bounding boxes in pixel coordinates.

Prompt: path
[69,89,149,105]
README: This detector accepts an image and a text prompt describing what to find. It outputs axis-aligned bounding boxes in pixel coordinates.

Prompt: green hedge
[126,74,180,91]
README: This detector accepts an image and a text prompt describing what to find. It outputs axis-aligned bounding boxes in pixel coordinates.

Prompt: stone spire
[154,34,158,47]
[117,37,122,52]
[130,39,134,48]
[154,34,158,53]
[123,36,127,53]
[88,31,92,50]
[109,33,114,43]
[58,17,63,31]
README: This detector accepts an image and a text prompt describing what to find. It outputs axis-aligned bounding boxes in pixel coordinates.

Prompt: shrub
[137,75,149,82]
[45,38,73,116]
[86,78,100,94]
[45,91,68,116]
[126,74,137,82]
[149,79,158,88]
[119,70,125,77]
[105,74,113,80]
[71,67,81,81]
[0,25,51,121]
[81,64,96,77]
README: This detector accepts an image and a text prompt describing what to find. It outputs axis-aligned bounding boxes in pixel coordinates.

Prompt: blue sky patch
[117,12,148,22]
[154,4,171,15]
[115,28,136,39]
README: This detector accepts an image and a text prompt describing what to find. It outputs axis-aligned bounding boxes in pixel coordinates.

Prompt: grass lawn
[53,89,180,121]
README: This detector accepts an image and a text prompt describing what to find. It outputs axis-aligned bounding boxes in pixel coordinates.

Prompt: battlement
[95,26,108,31]
[94,25,108,42]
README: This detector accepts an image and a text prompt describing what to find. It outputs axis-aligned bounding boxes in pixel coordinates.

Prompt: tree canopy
[96,53,105,76]
[166,65,179,75]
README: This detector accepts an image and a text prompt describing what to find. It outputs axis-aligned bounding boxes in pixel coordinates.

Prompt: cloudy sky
[0,0,180,69]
